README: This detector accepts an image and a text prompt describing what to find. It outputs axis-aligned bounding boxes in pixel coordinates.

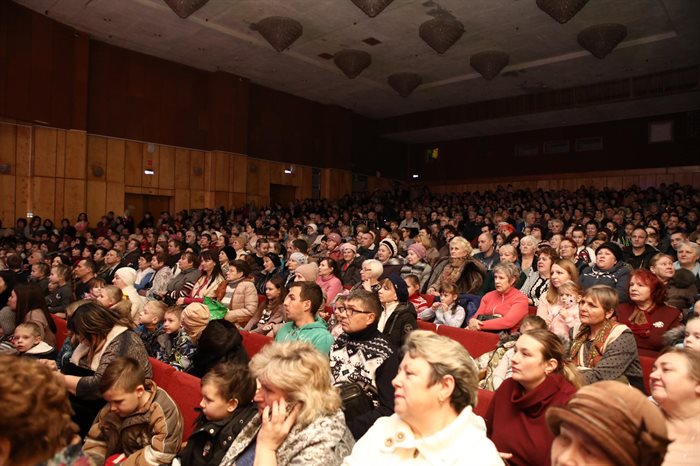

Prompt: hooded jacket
[381,302,418,348]
[580,261,632,303]
[275,316,334,354]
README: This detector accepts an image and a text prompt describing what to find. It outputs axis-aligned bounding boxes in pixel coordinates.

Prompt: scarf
[438,256,467,288]
[626,304,654,338]
[570,318,617,368]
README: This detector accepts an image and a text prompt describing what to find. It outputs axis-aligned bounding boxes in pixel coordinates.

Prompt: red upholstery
[51,314,68,349]
[417,320,438,332]
[640,355,656,394]
[436,326,499,358]
[474,389,494,418]
[420,294,435,307]
[240,330,274,359]
[148,357,200,440]
[527,306,537,316]
[257,294,266,304]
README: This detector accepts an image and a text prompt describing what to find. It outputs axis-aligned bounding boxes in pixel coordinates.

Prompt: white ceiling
[15,0,700,141]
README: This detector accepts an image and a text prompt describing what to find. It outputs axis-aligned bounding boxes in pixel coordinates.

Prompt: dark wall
[0,1,89,130]
[411,112,699,181]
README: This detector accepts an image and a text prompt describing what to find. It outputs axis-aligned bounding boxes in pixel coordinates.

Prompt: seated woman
[570,285,644,392]
[537,280,582,344]
[221,259,258,327]
[650,253,697,316]
[112,267,144,323]
[518,235,538,274]
[376,238,405,279]
[536,259,580,334]
[482,244,527,294]
[343,330,503,465]
[486,329,580,466]
[546,381,670,466]
[254,253,282,295]
[219,341,354,466]
[283,252,307,288]
[316,258,343,306]
[244,276,288,337]
[7,283,56,347]
[337,243,362,287]
[400,243,432,291]
[134,252,155,291]
[377,276,418,348]
[674,241,700,290]
[218,245,237,276]
[352,259,383,294]
[178,250,227,304]
[468,262,529,334]
[187,319,248,378]
[649,348,700,465]
[57,302,151,437]
[616,269,682,357]
[557,237,588,275]
[519,247,557,307]
[426,236,486,296]
[580,242,632,303]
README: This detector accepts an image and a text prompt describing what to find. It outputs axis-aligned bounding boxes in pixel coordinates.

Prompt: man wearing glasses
[329,289,399,439]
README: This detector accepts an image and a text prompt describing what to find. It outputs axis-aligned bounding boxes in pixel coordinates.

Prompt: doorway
[270,184,297,207]
[124,194,172,226]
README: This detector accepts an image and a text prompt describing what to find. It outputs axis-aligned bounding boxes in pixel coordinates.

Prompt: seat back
[436,326,499,358]
[149,357,201,440]
[639,355,656,394]
[417,320,438,332]
[420,293,435,307]
[51,314,68,349]
[474,389,495,418]
[241,330,274,359]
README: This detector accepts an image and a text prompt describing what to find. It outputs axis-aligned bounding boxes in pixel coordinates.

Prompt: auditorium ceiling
[14,0,700,143]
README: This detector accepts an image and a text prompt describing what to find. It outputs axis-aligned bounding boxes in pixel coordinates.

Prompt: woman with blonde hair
[343,330,502,465]
[352,259,384,294]
[570,285,644,391]
[649,348,700,465]
[426,236,486,296]
[486,329,580,466]
[518,235,539,274]
[219,341,354,466]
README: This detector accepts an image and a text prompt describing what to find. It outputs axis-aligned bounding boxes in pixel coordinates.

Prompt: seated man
[330,289,398,439]
[83,357,183,466]
[275,281,333,354]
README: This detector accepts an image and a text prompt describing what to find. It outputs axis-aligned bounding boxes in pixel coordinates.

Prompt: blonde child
[542,280,582,344]
[96,285,133,324]
[433,283,465,327]
[135,300,166,357]
[175,362,258,466]
[684,317,700,352]
[14,321,56,360]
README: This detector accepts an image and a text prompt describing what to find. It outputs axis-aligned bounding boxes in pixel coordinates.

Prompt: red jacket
[616,302,682,357]
[486,374,576,466]
[473,287,528,332]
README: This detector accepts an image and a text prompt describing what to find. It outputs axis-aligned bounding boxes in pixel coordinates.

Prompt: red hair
[630,269,667,305]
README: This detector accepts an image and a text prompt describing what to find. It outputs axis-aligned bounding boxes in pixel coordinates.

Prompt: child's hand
[559,308,569,319]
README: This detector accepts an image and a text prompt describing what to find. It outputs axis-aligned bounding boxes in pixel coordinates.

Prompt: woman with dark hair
[177,250,226,305]
[187,319,248,378]
[222,259,258,326]
[0,271,17,338]
[254,253,282,295]
[7,283,56,346]
[617,269,682,357]
[57,301,151,436]
[486,329,580,466]
[317,257,343,306]
[245,276,288,337]
[519,246,558,306]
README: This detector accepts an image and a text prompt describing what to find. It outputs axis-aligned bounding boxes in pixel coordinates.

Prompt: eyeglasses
[336,306,373,317]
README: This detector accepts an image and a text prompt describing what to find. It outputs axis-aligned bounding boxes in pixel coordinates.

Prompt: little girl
[543,280,582,343]
[433,284,465,327]
[175,362,258,466]
[46,264,73,316]
[405,275,431,321]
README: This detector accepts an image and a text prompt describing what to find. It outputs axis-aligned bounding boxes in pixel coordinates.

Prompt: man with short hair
[473,232,500,271]
[585,221,599,246]
[74,258,98,299]
[275,282,333,354]
[398,210,420,230]
[357,230,377,260]
[166,239,182,269]
[622,228,658,269]
[99,249,123,284]
[666,231,688,260]
[164,252,199,305]
[330,289,397,439]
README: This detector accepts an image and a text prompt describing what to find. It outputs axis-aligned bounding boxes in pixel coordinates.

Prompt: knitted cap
[326,233,341,245]
[306,223,318,234]
[379,238,398,258]
[115,267,136,287]
[295,262,319,282]
[220,246,236,261]
[596,241,623,262]
[385,274,409,303]
[407,243,426,260]
[546,381,669,466]
[289,252,308,265]
[339,243,357,254]
[181,303,210,342]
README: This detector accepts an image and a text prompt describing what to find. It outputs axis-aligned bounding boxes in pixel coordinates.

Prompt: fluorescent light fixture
[412,174,419,179]
[284,169,293,174]
[144,169,155,175]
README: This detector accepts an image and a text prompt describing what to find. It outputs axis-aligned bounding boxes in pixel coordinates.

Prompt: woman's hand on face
[257,399,301,453]
[468,318,481,331]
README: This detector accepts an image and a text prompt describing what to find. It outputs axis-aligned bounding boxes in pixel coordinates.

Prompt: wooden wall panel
[86,180,106,223]
[0,174,15,224]
[231,154,247,193]
[14,125,30,177]
[87,135,107,181]
[321,169,352,200]
[190,190,206,209]
[298,166,312,200]
[64,131,86,179]
[106,138,125,183]
[33,127,57,178]
[63,179,86,222]
[55,129,66,178]
[14,175,29,220]
[174,189,190,213]
[124,141,142,186]
[141,144,159,188]
[174,148,191,190]
[158,146,175,190]
[31,176,56,220]
[0,123,16,169]
[212,151,230,192]
[190,151,205,191]
[106,181,125,216]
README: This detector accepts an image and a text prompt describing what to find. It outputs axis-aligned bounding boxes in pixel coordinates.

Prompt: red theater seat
[639,355,656,394]
[474,389,494,418]
[51,314,68,349]
[528,306,537,316]
[241,330,274,359]
[149,358,200,440]
[436,326,499,358]
[417,320,438,332]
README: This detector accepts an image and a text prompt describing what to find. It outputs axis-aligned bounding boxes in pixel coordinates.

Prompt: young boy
[29,262,50,295]
[156,306,195,372]
[13,322,57,360]
[83,357,184,466]
[46,264,73,316]
[135,300,166,357]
